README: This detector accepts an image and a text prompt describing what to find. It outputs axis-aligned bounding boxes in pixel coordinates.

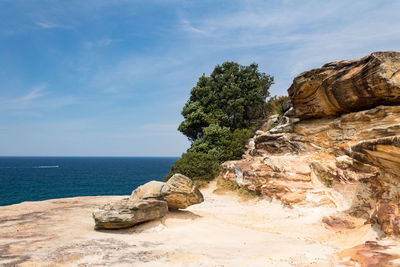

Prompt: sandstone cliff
[222,51,400,236]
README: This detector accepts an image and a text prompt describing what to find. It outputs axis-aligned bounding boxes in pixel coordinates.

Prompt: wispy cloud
[84,38,114,49]
[176,0,400,94]
[21,85,46,102]
[180,18,208,35]
[0,85,46,110]
[36,21,58,29]
[0,85,79,113]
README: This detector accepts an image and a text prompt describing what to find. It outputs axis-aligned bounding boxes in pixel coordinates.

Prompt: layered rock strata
[288,51,400,119]
[222,51,400,236]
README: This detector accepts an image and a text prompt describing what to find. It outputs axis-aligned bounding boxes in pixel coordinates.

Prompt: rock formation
[93,198,168,230]
[93,174,204,229]
[222,51,400,236]
[130,181,165,200]
[130,174,204,209]
[161,173,204,209]
[288,51,400,119]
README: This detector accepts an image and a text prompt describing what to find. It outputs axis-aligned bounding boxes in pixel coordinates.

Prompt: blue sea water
[0,157,178,206]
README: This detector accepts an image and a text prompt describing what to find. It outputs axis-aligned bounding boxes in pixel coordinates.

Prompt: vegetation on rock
[213,176,261,201]
[265,95,290,117]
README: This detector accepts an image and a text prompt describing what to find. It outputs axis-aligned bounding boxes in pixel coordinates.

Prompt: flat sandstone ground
[1,182,400,267]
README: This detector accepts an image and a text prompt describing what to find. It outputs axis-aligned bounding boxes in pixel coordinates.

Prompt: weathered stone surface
[288,51,400,119]
[222,52,400,236]
[129,175,204,210]
[92,198,168,230]
[370,200,400,236]
[161,174,204,209]
[130,181,164,201]
[338,241,400,267]
[4,188,395,267]
[222,104,400,234]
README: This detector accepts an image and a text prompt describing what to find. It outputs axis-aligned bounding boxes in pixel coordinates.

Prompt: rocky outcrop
[222,51,400,236]
[161,174,204,209]
[288,51,400,119]
[93,174,204,229]
[93,198,168,230]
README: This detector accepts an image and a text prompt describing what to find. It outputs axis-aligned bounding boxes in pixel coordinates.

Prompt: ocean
[0,157,178,206]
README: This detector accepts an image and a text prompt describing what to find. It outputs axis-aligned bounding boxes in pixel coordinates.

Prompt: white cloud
[0,85,46,110]
[84,38,114,49]
[20,85,46,102]
[0,85,80,113]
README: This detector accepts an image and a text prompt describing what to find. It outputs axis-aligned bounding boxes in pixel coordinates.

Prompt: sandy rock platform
[1,182,399,266]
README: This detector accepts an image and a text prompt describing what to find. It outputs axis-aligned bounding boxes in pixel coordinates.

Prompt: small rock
[130,181,164,201]
[161,174,204,209]
[93,198,168,230]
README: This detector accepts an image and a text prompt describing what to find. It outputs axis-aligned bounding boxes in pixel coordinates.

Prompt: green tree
[178,62,273,141]
[165,62,273,183]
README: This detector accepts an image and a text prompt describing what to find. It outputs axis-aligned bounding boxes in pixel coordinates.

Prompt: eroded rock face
[161,174,204,209]
[92,198,168,230]
[222,52,400,236]
[288,51,400,119]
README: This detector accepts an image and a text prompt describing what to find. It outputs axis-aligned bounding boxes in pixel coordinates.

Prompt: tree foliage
[178,62,274,141]
[188,125,253,162]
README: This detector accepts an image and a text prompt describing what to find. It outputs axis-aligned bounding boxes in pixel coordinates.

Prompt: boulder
[288,51,400,119]
[130,181,164,201]
[161,174,204,209]
[92,198,168,230]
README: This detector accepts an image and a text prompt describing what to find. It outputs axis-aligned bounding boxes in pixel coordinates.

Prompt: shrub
[188,125,253,163]
[265,95,290,117]
[163,152,220,182]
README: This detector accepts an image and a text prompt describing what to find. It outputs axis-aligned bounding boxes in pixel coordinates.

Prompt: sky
[0,0,399,156]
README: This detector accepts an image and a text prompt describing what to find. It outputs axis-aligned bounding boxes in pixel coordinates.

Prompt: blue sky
[0,0,399,156]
